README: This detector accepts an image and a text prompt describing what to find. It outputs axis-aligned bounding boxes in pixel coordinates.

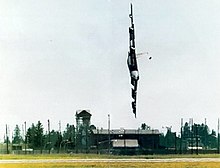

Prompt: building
[91,128,160,154]
[75,110,161,154]
[75,110,92,153]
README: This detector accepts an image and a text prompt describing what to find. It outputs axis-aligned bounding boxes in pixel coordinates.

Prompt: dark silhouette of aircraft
[127,3,139,117]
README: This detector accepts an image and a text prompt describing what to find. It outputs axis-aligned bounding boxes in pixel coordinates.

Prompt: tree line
[6,120,220,154]
[7,121,76,153]
[158,122,218,153]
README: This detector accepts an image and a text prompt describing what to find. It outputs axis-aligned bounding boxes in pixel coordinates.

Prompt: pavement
[1,158,220,164]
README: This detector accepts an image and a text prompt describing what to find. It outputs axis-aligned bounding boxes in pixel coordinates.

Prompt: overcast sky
[1,0,220,140]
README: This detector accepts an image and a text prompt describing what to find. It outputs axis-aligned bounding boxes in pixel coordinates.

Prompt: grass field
[1,162,220,168]
[1,154,220,168]
[1,153,220,160]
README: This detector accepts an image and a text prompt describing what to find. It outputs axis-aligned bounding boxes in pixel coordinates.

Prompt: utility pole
[59,120,61,134]
[22,124,24,142]
[57,120,61,154]
[195,124,199,155]
[48,119,51,154]
[189,118,193,154]
[218,118,219,154]
[24,121,27,155]
[124,129,126,148]
[205,118,207,150]
[108,114,110,154]
[6,124,9,154]
[180,118,183,154]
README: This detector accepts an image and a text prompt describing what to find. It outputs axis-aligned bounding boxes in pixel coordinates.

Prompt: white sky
[1,0,220,140]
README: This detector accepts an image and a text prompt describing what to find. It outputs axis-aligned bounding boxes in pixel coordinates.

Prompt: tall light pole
[218,118,219,154]
[48,119,51,154]
[6,124,9,154]
[180,118,183,154]
[59,120,61,134]
[24,121,27,154]
[58,120,61,154]
[108,114,110,154]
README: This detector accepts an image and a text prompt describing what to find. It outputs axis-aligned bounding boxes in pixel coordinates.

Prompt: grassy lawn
[1,162,220,168]
[1,153,220,160]
[1,154,220,168]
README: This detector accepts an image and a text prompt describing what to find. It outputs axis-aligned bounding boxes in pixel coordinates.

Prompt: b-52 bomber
[127,3,139,118]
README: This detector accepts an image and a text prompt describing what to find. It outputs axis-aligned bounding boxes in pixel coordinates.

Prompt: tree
[26,123,36,148]
[208,129,217,149]
[141,123,146,130]
[90,125,96,130]
[45,130,62,151]
[35,121,44,150]
[141,123,150,130]
[165,129,176,149]
[54,131,62,152]
[63,124,75,150]
[182,122,217,149]
[26,121,44,150]
[12,125,23,144]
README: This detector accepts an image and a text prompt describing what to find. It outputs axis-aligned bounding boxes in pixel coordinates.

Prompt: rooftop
[92,129,160,135]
